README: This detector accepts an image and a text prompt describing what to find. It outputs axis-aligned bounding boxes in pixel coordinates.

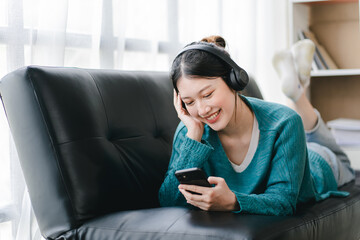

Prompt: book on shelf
[327,118,360,146]
[317,44,338,70]
[297,30,338,70]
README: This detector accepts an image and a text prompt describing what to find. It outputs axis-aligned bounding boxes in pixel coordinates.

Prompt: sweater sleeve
[158,123,214,207]
[234,113,307,216]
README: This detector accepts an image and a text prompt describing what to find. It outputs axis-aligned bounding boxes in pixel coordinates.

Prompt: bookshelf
[290,0,360,169]
[311,69,360,77]
[290,0,360,121]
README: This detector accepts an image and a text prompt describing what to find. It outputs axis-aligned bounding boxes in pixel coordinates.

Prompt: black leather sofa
[1,66,359,240]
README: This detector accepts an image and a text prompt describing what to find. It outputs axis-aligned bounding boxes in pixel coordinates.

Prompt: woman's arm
[158,123,214,207]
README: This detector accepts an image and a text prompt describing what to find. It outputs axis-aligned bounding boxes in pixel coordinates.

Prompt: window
[0,105,10,208]
[178,0,222,43]
[0,0,8,27]
[0,45,7,78]
[0,0,228,238]
[123,0,168,41]
[0,222,12,239]
[64,47,96,68]
[122,51,169,71]
[0,80,11,237]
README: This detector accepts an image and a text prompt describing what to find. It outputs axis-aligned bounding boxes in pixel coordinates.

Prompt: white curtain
[0,0,289,239]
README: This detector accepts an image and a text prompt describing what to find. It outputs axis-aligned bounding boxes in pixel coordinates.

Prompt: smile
[205,110,221,123]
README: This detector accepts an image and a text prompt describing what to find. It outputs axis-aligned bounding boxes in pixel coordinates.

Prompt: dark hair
[170,36,232,92]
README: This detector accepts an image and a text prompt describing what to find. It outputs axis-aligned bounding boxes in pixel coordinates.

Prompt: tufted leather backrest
[0,66,179,238]
[0,66,262,239]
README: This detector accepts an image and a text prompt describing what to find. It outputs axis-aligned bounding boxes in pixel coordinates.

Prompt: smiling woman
[159,35,355,215]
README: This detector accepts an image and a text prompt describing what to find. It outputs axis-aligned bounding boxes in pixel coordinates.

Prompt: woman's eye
[204,92,213,98]
[184,101,194,106]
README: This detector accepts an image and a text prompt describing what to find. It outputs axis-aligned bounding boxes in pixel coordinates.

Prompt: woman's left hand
[178,177,239,211]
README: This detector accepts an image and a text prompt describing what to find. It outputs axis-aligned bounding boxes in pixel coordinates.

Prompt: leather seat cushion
[62,179,360,240]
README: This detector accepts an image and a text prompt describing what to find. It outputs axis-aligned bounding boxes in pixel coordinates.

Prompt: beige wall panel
[309,2,360,68]
[310,75,360,122]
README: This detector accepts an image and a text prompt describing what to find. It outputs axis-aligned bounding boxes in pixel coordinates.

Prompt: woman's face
[177,76,236,131]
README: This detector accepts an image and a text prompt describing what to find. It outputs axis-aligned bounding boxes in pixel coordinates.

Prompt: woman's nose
[198,103,211,117]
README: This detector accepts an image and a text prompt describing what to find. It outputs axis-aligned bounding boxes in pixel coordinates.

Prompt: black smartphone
[175,168,212,188]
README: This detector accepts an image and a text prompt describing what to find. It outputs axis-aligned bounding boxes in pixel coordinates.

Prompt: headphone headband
[175,43,249,91]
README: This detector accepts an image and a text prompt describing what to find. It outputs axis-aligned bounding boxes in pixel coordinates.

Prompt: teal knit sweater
[159,96,348,216]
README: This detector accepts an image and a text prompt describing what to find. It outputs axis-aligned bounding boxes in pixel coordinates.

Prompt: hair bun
[201,35,226,48]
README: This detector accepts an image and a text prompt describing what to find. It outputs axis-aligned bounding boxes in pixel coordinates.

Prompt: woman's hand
[173,90,204,142]
[178,177,240,211]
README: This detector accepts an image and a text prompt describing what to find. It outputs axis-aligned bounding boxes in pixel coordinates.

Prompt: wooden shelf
[292,0,357,4]
[291,0,360,122]
[311,69,360,77]
[291,0,360,166]
[291,0,360,68]
[342,146,360,169]
[310,75,360,121]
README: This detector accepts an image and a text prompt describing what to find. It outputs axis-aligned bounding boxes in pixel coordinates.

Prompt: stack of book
[327,118,360,146]
[298,30,338,71]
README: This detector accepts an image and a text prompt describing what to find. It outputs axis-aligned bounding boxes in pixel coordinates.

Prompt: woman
[158,36,355,216]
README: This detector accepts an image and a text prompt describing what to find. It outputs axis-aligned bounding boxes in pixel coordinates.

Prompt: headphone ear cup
[228,68,249,91]
[228,69,238,90]
[229,69,243,91]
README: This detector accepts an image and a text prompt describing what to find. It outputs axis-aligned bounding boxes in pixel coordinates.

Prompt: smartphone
[175,168,212,188]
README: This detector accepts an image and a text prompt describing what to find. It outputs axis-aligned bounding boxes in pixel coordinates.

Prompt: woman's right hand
[173,90,204,142]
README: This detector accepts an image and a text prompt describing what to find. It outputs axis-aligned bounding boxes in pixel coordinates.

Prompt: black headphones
[175,43,249,91]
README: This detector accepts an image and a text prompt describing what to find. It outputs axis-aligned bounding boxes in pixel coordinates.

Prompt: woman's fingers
[186,199,209,211]
[179,188,212,211]
[179,184,208,195]
[207,176,225,186]
[173,90,187,115]
[179,178,238,211]
[173,89,204,142]
[179,187,206,201]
